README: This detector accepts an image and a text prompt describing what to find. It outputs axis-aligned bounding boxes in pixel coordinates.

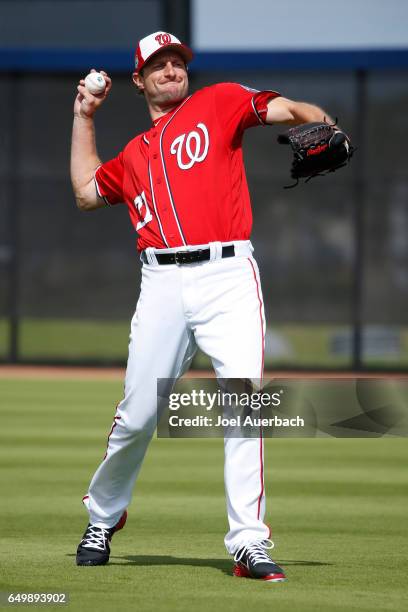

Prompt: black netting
[0,70,407,366]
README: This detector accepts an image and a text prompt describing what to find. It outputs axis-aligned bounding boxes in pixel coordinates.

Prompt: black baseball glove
[277,121,354,188]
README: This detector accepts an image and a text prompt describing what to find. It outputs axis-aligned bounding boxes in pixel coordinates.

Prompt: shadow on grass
[67,554,332,576]
[108,555,333,574]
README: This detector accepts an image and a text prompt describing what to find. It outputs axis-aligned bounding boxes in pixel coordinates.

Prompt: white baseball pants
[84,240,270,555]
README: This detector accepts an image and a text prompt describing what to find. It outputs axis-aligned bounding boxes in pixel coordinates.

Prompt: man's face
[134,50,189,108]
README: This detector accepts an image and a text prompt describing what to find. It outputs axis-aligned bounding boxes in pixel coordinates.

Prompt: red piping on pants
[247,258,265,520]
[103,413,122,460]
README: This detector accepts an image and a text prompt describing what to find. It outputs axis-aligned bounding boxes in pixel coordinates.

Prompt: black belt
[141,245,235,265]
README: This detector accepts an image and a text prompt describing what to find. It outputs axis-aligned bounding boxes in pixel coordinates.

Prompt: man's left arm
[265,96,335,126]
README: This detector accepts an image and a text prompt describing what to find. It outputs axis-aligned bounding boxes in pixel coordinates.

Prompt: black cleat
[233,539,286,582]
[76,510,127,566]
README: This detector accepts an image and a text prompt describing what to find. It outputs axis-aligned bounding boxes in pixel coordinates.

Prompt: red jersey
[94,83,280,251]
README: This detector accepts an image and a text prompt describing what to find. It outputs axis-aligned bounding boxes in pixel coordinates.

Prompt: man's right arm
[70,70,111,211]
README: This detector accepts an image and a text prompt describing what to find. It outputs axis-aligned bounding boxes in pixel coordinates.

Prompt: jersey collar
[151,97,187,127]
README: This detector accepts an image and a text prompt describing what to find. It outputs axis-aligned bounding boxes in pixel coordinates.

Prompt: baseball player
[71,31,336,581]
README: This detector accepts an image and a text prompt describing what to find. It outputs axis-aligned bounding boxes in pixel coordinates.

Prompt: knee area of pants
[119,417,156,438]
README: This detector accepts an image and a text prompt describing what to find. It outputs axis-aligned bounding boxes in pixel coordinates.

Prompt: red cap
[134,31,193,73]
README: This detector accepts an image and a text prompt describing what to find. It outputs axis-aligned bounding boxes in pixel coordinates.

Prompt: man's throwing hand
[74,69,112,118]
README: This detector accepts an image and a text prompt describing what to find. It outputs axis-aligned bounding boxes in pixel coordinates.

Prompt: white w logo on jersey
[170,123,209,170]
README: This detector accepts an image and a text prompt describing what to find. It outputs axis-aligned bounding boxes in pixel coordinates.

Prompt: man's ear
[132,71,144,92]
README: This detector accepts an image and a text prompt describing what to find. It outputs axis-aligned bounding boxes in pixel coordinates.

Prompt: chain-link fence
[0,67,407,368]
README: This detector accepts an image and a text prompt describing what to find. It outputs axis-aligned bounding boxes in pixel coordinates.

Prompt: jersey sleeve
[94,151,125,206]
[213,82,280,144]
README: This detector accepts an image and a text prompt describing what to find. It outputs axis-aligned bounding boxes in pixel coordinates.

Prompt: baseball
[84,72,106,95]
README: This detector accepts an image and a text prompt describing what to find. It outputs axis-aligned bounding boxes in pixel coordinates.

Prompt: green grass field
[1,318,408,367]
[1,376,407,612]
